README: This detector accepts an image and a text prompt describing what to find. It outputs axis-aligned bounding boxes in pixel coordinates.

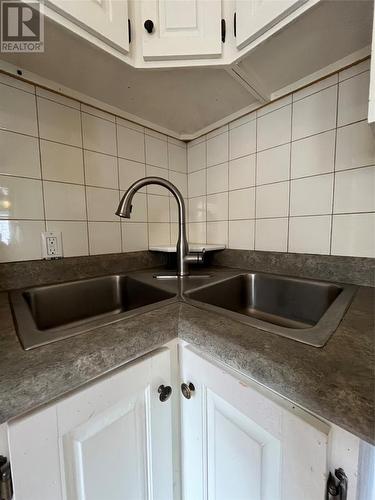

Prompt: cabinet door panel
[8,406,63,500]
[141,0,222,61]
[8,349,174,500]
[180,346,329,500]
[46,0,130,53]
[236,0,307,49]
[206,389,281,500]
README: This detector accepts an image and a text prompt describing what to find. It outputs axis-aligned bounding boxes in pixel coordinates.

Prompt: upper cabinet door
[141,0,222,61]
[235,0,307,49]
[45,0,130,53]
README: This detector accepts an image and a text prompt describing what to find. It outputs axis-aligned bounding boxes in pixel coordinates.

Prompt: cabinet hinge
[0,456,13,500]
[221,19,226,43]
[233,12,237,37]
[128,19,131,44]
[326,468,347,500]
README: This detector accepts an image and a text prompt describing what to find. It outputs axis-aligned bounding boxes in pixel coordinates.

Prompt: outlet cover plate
[41,231,63,259]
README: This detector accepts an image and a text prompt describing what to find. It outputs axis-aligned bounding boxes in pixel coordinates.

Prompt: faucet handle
[184,248,205,264]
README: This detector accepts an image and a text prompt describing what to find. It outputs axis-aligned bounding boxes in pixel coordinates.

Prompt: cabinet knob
[158,384,172,402]
[181,382,195,399]
[144,19,154,34]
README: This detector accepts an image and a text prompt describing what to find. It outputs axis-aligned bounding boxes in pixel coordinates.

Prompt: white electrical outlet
[41,231,63,259]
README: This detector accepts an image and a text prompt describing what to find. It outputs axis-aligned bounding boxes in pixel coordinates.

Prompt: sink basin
[10,275,176,350]
[185,272,356,347]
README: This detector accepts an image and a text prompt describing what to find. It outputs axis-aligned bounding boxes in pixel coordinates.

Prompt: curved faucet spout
[116,176,199,277]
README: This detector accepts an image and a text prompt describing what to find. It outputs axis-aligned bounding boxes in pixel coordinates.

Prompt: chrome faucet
[116,177,204,277]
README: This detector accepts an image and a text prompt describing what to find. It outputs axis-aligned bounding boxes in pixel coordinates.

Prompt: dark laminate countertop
[0,268,374,444]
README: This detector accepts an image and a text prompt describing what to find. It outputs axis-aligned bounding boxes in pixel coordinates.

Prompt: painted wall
[187,59,375,258]
[0,73,187,262]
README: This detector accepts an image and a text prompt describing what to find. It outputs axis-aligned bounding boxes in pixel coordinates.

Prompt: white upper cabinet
[141,0,222,61]
[45,0,130,53]
[235,0,307,49]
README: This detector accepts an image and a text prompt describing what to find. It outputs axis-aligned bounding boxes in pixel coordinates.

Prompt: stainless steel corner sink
[10,275,176,350]
[185,272,356,347]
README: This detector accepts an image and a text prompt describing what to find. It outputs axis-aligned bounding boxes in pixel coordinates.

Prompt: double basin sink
[10,271,356,350]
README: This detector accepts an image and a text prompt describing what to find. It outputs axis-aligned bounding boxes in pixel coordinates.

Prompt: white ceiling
[0,0,373,137]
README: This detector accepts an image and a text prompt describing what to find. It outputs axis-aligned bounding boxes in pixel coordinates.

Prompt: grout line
[286,99,293,252]
[114,118,123,253]
[79,104,91,257]
[34,91,47,233]
[253,114,260,251]
[329,84,340,255]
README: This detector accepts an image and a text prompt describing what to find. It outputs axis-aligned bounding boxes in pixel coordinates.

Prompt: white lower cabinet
[8,349,174,500]
[180,345,329,500]
[6,343,365,500]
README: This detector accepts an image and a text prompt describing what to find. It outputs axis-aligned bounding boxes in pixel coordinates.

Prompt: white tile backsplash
[289,216,331,255]
[0,83,38,136]
[38,97,82,147]
[256,181,289,218]
[86,187,119,222]
[207,132,228,167]
[229,120,256,160]
[290,174,333,216]
[257,105,291,151]
[207,221,228,245]
[0,175,44,220]
[291,130,335,179]
[145,135,168,168]
[189,196,206,223]
[82,112,116,155]
[119,159,146,192]
[0,220,44,262]
[122,222,148,252]
[229,220,255,250]
[207,192,228,222]
[84,150,118,189]
[229,188,255,220]
[46,220,89,257]
[40,140,84,184]
[333,166,375,214]
[146,165,169,196]
[1,75,184,262]
[207,163,228,194]
[188,169,206,198]
[257,143,290,185]
[1,60,373,262]
[331,213,375,258]
[88,222,121,255]
[117,125,145,163]
[0,130,40,178]
[185,61,373,258]
[229,154,256,190]
[187,141,206,172]
[43,182,86,221]
[335,121,375,171]
[168,143,187,173]
[338,71,370,127]
[255,218,288,252]
[292,85,337,141]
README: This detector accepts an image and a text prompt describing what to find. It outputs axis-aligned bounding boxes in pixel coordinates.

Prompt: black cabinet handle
[158,384,172,402]
[144,19,154,34]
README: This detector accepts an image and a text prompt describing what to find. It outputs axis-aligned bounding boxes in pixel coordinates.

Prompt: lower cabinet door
[8,349,174,500]
[180,345,329,500]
